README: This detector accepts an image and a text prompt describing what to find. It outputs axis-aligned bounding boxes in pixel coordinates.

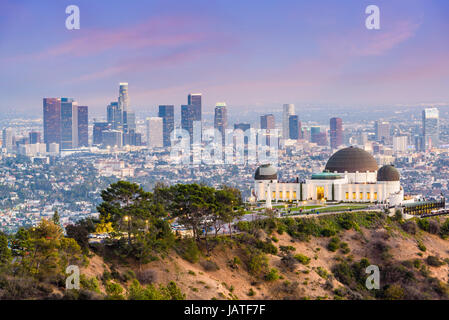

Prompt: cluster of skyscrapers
[43,97,88,152]
[93,83,139,148]
[38,82,440,155]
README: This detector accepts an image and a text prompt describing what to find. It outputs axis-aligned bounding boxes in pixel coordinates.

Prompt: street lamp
[123,215,131,245]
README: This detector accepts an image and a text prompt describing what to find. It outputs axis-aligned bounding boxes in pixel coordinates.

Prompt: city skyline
[1,0,449,114]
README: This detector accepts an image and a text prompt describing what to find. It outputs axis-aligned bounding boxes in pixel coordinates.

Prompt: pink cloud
[6,15,224,62]
[321,20,420,58]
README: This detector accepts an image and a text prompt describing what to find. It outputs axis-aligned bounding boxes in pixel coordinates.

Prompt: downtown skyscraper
[330,117,343,149]
[119,82,129,132]
[60,98,78,150]
[188,93,202,123]
[282,104,295,139]
[77,106,89,147]
[288,115,300,140]
[107,102,122,130]
[44,98,88,150]
[182,93,202,143]
[214,102,228,144]
[422,108,440,150]
[43,98,61,150]
[260,114,275,146]
[158,105,174,147]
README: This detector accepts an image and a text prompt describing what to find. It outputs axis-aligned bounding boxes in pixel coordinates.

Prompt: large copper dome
[324,146,378,173]
[377,165,400,181]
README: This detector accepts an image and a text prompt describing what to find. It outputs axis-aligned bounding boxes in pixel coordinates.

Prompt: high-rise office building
[93,122,111,146]
[2,128,14,150]
[422,108,440,150]
[107,102,122,130]
[282,104,295,139]
[119,83,130,133]
[60,98,78,150]
[29,131,41,144]
[375,121,391,144]
[188,93,202,122]
[43,98,61,150]
[126,111,136,133]
[288,115,299,140]
[158,105,174,147]
[260,114,276,146]
[77,106,88,147]
[146,117,163,148]
[260,114,275,130]
[181,104,195,141]
[330,117,343,149]
[310,126,324,145]
[188,93,202,143]
[214,102,228,144]
[393,135,408,154]
[123,129,141,146]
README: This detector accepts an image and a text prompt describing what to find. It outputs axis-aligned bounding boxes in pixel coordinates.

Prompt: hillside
[70,212,449,300]
[2,180,449,300]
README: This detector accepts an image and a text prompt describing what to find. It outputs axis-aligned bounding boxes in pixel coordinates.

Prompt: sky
[0,0,449,116]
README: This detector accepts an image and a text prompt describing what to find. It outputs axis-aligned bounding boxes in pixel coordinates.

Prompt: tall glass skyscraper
[330,117,343,149]
[181,104,195,142]
[119,83,130,133]
[288,115,299,140]
[158,105,174,147]
[43,98,61,150]
[188,93,202,122]
[107,102,122,130]
[422,108,440,150]
[77,106,89,147]
[214,102,227,144]
[283,104,295,139]
[60,98,78,150]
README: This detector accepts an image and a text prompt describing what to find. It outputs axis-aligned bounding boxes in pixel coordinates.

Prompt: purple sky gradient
[0,0,448,115]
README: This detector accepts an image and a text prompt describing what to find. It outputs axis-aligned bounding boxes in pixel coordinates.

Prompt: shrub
[440,220,449,238]
[417,241,427,252]
[256,239,278,255]
[294,253,311,265]
[245,249,269,276]
[316,267,329,279]
[428,220,440,234]
[383,284,404,300]
[247,288,255,296]
[265,268,280,281]
[200,260,220,271]
[105,281,125,300]
[180,239,200,263]
[401,221,417,234]
[417,219,430,232]
[340,242,350,254]
[327,237,340,252]
[426,255,444,267]
[80,275,101,293]
[136,269,157,285]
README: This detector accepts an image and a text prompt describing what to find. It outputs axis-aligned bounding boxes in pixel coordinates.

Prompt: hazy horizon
[1,0,449,114]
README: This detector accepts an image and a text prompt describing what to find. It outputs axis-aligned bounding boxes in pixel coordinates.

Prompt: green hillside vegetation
[1,180,449,300]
